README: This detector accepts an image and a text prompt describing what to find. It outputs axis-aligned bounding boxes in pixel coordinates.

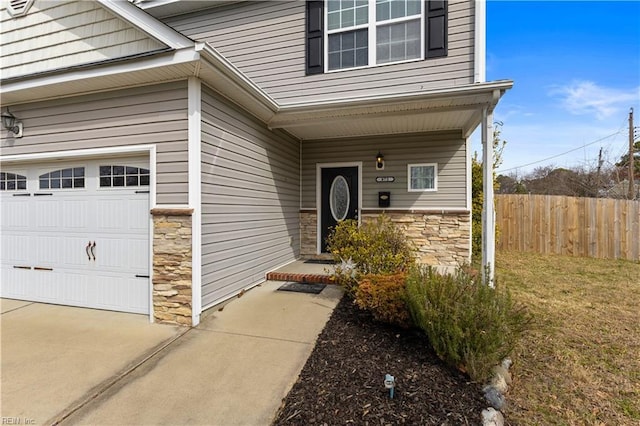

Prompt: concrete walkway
[1,280,342,425]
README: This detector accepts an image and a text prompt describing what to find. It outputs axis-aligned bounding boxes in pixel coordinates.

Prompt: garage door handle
[12,193,31,197]
[34,193,53,196]
[90,241,96,260]
[13,265,32,270]
[86,241,92,260]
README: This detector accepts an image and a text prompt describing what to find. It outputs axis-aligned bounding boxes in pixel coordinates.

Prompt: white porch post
[481,106,495,286]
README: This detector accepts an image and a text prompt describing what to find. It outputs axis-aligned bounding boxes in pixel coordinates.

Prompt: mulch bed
[273,296,486,425]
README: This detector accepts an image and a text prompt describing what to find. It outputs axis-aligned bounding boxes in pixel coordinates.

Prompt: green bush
[406,266,530,382]
[327,214,415,276]
[354,273,412,328]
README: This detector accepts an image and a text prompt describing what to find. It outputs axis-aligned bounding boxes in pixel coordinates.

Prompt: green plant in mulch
[405,266,531,382]
[326,214,415,295]
[354,273,412,329]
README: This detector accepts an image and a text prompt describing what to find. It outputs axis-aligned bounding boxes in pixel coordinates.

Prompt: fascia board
[269,81,514,128]
[97,0,194,49]
[0,48,200,101]
[276,81,513,112]
[196,43,279,120]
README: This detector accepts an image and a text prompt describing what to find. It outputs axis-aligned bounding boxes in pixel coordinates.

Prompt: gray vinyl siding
[164,0,475,104]
[301,132,467,209]
[0,82,189,205]
[200,85,300,308]
[0,0,166,80]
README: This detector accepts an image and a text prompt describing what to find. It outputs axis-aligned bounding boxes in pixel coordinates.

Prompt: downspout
[474,0,486,83]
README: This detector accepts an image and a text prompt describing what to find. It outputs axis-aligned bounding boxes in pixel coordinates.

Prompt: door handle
[86,241,92,260]
[90,241,96,261]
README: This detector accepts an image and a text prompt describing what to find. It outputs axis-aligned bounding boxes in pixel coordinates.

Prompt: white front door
[0,158,150,314]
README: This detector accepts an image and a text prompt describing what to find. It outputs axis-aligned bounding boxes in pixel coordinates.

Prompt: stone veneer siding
[301,210,470,266]
[151,208,193,326]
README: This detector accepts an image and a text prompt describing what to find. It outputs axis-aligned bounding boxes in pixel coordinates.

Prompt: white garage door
[0,158,150,314]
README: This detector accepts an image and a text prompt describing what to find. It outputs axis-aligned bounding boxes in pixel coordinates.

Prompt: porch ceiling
[268,81,513,140]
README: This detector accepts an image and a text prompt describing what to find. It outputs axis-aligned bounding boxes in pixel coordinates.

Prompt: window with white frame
[408,163,437,191]
[326,0,423,71]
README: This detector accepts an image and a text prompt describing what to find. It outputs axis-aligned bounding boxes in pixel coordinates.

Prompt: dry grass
[497,251,640,425]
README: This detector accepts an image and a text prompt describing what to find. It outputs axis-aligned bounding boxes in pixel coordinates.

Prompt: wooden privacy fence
[495,194,640,261]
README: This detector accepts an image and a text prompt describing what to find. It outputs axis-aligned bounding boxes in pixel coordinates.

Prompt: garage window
[0,172,27,190]
[39,168,85,189]
[99,165,150,187]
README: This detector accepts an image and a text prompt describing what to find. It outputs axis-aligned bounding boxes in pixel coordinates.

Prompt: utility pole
[629,108,635,200]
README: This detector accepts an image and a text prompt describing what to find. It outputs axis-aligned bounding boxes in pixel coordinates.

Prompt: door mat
[277,282,327,294]
[303,259,335,265]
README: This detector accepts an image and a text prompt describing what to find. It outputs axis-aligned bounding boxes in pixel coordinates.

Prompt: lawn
[498,251,640,425]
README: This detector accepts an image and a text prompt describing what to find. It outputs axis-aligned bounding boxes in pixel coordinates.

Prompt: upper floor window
[327,0,422,71]
[306,0,447,75]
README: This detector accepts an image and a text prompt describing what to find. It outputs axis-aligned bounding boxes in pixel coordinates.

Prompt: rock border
[481,358,513,426]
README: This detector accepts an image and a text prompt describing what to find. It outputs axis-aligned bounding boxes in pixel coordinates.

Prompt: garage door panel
[62,199,91,229]
[1,197,31,229]
[62,272,89,304]
[94,274,147,314]
[31,270,58,302]
[0,267,30,298]
[128,199,150,231]
[1,234,31,264]
[33,199,63,229]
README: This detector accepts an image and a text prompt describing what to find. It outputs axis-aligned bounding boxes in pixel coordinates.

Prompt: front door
[320,166,359,253]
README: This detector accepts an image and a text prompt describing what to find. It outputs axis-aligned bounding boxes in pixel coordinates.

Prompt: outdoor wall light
[2,108,23,138]
[376,151,385,170]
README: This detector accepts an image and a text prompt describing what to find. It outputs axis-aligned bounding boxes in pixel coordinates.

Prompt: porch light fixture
[376,151,385,170]
[2,108,23,138]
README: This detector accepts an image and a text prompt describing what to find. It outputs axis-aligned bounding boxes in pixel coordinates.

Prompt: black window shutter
[425,0,448,58]
[306,1,324,75]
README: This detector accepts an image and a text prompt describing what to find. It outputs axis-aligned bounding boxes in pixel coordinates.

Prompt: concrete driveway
[0,299,184,425]
[1,281,342,425]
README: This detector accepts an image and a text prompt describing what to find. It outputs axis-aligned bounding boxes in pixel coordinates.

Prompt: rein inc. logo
[1,418,35,425]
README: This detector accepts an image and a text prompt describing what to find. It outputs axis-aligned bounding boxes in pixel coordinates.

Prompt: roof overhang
[268,81,513,140]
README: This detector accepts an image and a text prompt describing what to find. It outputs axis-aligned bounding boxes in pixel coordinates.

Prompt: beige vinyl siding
[164,0,475,104]
[301,132,467,209]
[200,85,300,307]
[1,0,166,80]
[0,82,189,205]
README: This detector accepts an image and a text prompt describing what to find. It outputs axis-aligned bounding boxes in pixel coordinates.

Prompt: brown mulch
[273,296,486,425]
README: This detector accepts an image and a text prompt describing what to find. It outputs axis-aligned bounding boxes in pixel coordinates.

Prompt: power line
[497,130,625,173]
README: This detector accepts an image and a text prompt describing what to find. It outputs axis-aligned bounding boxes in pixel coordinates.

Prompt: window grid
[408,163,437,192]
[326,0,423,71]
[0,172,27,191]
[99,165,150,188]
[39,168,85,190]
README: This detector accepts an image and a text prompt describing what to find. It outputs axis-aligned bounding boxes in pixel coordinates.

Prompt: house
[0,0,512,326]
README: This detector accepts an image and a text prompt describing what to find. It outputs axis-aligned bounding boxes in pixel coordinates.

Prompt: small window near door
[408,163,437,192]
[0,172,27,191]
[39,168,85,189]
[99,165,150,187]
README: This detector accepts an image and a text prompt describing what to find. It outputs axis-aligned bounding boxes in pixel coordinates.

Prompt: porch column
[481,106,495,286]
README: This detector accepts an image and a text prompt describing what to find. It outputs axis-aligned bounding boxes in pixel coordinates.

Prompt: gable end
[7,0,34,17]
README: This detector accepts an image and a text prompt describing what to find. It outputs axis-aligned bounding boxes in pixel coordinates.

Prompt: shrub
[355,273,412,328]
[327,214,415,277]
[406,266,531,382]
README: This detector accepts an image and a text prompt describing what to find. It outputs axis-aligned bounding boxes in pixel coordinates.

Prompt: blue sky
[471,0,640,177]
